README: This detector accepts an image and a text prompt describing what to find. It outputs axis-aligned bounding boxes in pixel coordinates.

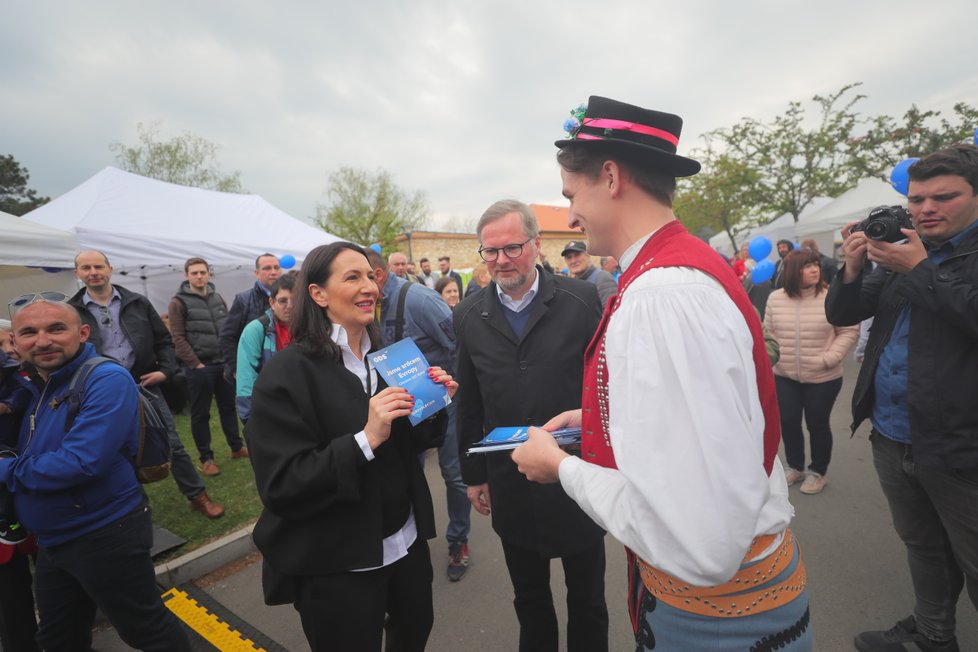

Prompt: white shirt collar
[496,267,540,313]
[618,223,669,273]
[330,323,375,394]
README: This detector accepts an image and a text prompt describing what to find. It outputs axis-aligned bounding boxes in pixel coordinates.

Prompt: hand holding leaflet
[368,338,451,426]
[466,426,581,455]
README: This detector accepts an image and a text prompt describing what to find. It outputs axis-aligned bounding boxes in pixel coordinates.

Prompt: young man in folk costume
[513,96,811,651]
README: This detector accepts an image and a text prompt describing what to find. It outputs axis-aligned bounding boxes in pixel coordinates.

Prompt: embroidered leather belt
[637,529,806,618]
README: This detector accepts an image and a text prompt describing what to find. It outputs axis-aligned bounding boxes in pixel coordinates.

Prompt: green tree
[315,167,429,250]
[674,148,764,252]
[710,83,867,223]
[851,102,978,179]
[110,122,244,192]
[1,154,50,215]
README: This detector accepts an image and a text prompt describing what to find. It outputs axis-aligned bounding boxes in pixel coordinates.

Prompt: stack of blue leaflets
[369,338,451,426]
[466,426,582,455]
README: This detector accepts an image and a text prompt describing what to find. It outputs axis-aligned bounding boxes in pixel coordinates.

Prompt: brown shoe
[189,492,225,519]
[230,447,250,460]
[201,459,221,476]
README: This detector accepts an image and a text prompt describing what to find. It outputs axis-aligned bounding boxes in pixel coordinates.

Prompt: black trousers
[33,506,190,652]
[775,375,843,476]
[871,433,978,642]
[0,548,38,651]
[501,538,609,652]
[294,537,434,652]
[186,363,243,462]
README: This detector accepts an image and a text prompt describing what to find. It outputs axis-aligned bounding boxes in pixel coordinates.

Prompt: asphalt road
[91,358,977,651]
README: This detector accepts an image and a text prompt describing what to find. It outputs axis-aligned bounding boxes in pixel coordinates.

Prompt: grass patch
[147,410,261,561]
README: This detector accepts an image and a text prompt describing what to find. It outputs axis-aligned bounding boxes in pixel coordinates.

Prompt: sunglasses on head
[8,292,69,319]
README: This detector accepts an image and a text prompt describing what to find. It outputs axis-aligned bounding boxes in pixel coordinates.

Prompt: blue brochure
[466,426,582,454]
[369,338,451,426]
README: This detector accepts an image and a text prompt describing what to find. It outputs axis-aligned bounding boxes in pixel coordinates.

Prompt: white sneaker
[784,467,805,486]
[800,472,827,495]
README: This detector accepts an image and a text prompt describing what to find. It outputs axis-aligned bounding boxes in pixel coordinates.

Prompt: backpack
[63,356,172,484]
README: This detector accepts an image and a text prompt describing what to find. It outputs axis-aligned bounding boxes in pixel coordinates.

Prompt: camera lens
[865,221,889,240]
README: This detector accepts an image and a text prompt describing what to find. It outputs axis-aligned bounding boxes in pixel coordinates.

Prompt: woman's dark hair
[556,143,677,207]
[269,274,295,298]
[782,248,825,298]
[434,275,460,297]
[289,241,380,359]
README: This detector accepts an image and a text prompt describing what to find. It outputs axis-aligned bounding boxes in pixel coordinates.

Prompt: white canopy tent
[0,210,79,309]
[795,178,905,254]
[23,167,342,311]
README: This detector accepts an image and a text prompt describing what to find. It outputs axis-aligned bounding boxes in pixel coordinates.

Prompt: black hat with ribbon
[555,96,701,177]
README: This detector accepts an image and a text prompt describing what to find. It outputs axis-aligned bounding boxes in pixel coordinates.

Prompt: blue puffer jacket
[0,343,144,547]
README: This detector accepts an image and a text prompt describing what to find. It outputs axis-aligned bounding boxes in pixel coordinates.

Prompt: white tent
[795,178,905,254]
[0,210,79,308]
[709,197,833,259]
[23,167,341,310]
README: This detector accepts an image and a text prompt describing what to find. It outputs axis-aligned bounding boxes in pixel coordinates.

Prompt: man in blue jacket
[0,297,189,651]
[365,248,472,582]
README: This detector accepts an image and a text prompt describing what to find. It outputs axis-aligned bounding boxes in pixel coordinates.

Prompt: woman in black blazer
[245,242,456,652]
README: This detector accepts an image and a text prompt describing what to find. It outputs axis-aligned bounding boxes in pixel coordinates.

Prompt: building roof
[530,204,579,234]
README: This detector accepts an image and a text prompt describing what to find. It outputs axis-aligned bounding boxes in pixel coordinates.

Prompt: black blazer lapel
[483,286,520,346]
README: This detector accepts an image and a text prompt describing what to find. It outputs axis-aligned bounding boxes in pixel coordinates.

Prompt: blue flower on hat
[563,103,587,136]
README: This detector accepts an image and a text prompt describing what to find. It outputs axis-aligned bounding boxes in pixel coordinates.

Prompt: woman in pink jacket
[764,249,858,495]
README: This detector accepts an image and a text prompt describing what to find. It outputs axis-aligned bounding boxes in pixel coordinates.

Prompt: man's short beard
[493,270,532,293]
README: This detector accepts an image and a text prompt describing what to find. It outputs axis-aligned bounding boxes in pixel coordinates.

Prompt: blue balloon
[889,158,919,196]
[369,243,382,254]
[747,236,772,262]
[279,254,296,270]
[751,259,776,284]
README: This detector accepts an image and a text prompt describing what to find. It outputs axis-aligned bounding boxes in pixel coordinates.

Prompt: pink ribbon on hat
[579,118,679,146]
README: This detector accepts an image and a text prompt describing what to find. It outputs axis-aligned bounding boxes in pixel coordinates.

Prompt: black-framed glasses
[7,292,69,318]
[478,237,532,262]
[96,305,112,326]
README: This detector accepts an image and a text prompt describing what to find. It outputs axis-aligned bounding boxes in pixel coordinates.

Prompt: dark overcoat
[453,267,606,557]
[245,343,445,603]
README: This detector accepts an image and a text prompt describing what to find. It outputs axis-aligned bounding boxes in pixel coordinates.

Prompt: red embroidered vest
[580,220,780,475]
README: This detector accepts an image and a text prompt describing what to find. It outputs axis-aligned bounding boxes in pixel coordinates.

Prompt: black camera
[851,205,914,243]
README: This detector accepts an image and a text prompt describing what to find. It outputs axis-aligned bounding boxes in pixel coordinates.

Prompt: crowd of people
[0,96,976,652]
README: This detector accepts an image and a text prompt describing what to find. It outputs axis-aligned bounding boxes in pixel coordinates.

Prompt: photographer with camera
[825,144,978,652]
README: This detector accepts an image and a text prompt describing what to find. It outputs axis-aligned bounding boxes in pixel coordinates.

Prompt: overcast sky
[3,1,976,230]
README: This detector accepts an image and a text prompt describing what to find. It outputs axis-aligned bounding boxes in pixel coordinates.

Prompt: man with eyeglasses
[69,250,224,519]
[453,199,608,652]
[1,296,191,651]
[218,253,282,382]
[168,257,246,478]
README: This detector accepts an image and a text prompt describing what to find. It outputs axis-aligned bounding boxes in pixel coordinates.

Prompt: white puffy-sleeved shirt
[558,232,794,587]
